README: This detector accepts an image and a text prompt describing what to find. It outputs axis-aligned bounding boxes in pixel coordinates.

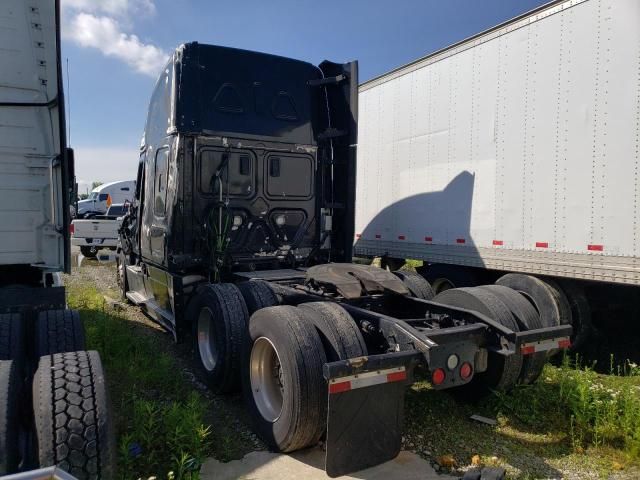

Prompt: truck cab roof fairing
[170,43,324,145]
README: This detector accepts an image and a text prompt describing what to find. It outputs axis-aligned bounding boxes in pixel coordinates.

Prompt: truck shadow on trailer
[355,171,486,273]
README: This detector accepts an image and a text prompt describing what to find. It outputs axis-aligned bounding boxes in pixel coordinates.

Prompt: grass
[404,357,640,479]
[68,283,213,480]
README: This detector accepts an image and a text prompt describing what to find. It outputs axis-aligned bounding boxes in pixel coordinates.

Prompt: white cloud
[62,0,167,78]
[74,146,139,195]
[63,0,155,17]
[65,13,169,77]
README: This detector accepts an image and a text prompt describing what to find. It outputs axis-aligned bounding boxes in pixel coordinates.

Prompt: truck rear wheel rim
[197,307,218,371]
[250,336,284,422]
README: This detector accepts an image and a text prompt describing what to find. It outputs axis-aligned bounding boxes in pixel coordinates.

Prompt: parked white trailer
[355,0,640,347]
[0,0,114,476]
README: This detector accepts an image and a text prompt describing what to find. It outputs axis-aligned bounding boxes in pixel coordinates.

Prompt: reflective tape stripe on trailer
[328,366,407,394]
[520,337,571,355]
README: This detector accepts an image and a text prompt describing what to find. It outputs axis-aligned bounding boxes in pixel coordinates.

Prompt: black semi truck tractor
[117,42,572,477]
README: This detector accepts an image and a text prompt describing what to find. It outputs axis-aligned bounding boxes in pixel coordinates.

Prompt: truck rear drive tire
[237,280,279,315]
[298,302,368,361]
[0,360,21,475]
[188,283,249,394]
[0,313,25,364]
[433,287,522,393]
[495,274,570,329]
[478,285,547,385]
[80,246,99,258]
[35,309,86,359]
[244,306,327,453]
[392,271,435,300]
[33,351,115,480]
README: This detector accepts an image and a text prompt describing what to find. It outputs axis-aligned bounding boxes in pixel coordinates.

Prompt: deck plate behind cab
[306,263,409,299]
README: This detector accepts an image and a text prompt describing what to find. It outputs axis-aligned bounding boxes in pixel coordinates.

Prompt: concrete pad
[201,449,457,480]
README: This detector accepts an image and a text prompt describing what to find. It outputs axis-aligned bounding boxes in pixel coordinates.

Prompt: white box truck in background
[75,179,136,218]
[0,0,114,476]
[355,0,640,350]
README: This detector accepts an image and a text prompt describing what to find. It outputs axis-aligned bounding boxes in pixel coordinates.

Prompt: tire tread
[35,309,86,359]
[34,351,115,480]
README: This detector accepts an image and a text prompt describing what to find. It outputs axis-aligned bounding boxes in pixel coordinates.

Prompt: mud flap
[323,351,420,478]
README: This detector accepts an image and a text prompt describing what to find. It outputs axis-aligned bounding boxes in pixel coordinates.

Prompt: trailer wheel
[33,351,115,479]
[495,275,571,356]
[478,285,547,384]
[555,280,593,350]
[298,302,368,361]
[0,360,21,475]
[0,313,25,364]
[238,280,279,315]
[188,283,249,394]
[35,309,85,360]
[244,306,327,452]
[381,257,405,271]
[433,287,522,393]
[417,264,485,295]
[392,271,435,300]
[80,246,98,258]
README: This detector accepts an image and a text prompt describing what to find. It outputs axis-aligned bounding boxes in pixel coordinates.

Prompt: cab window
[154,149,169,216]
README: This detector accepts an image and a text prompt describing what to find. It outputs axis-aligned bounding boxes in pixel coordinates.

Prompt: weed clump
[557,356,640,458]
[494,355,640,460]
[68,284,212,479]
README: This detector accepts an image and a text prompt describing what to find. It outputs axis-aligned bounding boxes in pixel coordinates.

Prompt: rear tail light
[460,362,473,380]
[70,223,74,236]
[432,368,446,386]
[558,339,572,349]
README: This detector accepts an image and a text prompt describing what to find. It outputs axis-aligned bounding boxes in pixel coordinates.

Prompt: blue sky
[61,0,548,194]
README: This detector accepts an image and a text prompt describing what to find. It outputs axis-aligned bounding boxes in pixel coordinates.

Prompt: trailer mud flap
[323,351,420,478]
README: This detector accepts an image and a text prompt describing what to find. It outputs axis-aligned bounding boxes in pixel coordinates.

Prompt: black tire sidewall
[188,284,248,393]
[243,306,327,452]
[0,360,20,475]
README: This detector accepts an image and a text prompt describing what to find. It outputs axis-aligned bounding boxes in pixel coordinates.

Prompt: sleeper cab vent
[213,83,244,114]
[271,92,298,121]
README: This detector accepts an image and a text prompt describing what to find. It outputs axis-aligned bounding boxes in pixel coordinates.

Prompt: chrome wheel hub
[250,336,284,422]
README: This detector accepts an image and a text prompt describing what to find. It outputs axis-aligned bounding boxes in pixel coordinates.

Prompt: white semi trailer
[355,0,640,349]
[0,1,114,477]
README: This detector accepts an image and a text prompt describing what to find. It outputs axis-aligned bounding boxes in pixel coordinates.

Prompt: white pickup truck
[71,203,127,257]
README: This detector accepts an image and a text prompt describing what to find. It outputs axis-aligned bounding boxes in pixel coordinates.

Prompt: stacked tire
[0,309,115,479]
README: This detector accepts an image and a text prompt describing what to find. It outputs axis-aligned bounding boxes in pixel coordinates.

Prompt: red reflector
[521,345,536,355]
[588,244,603,252]
[493,240,503,246]
[536,242,549,248]
[70,224,75,235]
[425,236,433,242]
[375,234,381,239]
[456,238,466,244]
[355,234,361,239]
[432,368,446,385]
[329,381,352,394]
[398,235,406,240]
[386,370,407,383]
[558,339,572,349]
[459,362,473,380]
